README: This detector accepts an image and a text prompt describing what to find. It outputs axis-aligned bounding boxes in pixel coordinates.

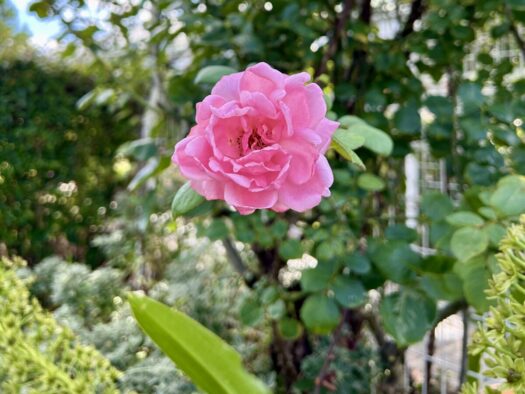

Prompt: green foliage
[465,216,525,393]
[0,257,121,393]
[30,256,123,324]
[19,0,525,391]
[296,341,380,394]
[0,61,130,265]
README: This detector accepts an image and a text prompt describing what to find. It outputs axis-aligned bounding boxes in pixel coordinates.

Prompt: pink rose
[172,62,339,215]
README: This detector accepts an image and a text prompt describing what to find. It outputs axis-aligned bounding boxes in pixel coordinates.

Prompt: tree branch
[314,309,350,394]
[222,238,256,287]
[359,0,372,24]
[424,327,436,391]
[398,0,426,38]
[505,2,525,61]
[315,0,354,77]
[433,299,468,329]
[458,307,469,389]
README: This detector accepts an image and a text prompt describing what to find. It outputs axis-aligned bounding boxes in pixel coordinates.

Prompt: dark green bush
[0,61,131,265]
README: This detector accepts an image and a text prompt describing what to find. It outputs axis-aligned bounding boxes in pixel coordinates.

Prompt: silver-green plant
[0,257,121,393]
[463,215,525,393]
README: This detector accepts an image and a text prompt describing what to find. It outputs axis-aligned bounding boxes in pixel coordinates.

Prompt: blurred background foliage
[1,0,525,392]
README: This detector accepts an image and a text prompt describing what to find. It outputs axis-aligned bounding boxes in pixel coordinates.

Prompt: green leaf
[77,89,97,110]
[300,294,340,335]
[195,66,237,85]
[332,128,366,151]
[453,257,491,313]
[324,93,334,111]
[339,116,393,156]
[491,21,511,38]
[508,0,525,10]
[128,156,171,191]
[278,318,303,340]
[357,173,385,192]
[394,103,421,135]
[489,175,525,217]
[300,262,336,292]
[370,241,421,284]
[129,294,269,394]
[76,25,98,41]
[330,129,366,169]
[425,96,454,119]
[171,182,205,218]
[483,223,506,247]
[270,220,288,239]
[204,219,229,241]
[379,291,436,347]
[458,82,484,113]
[331,277,367,308]
[117,138,158,161]
[384,224,418,243]
[450,227,489,262]
[445,211,484,227]
[348,150,366,169]
[345,253,371,274]
[260,287,279,305]
[29,1,51,18]
[420,272,463,301]
[478,207,497,220]
[278,239,303,260]
[239,297,264,326]
[421,192,454,221]
[267,299,286,320]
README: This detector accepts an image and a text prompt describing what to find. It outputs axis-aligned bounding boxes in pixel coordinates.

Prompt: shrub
[0,61,131,266]
[0,256,121,393]
[463,215,525,393]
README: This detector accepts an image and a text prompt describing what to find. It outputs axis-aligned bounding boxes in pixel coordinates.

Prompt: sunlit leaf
[300,294,340,335]
[171,181,205,218]
[129,294,269,394]
[450,227,489,262]
[380,290,436,347]
[195,65,238,85]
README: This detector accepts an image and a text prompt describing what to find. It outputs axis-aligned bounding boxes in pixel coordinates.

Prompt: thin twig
[505,2,525,61]
[434,299,468,329]
[314,309,350,394]
[398,0,426,38]
[222,238,256,287]
[424,327,436,392]
[315,0,354,77]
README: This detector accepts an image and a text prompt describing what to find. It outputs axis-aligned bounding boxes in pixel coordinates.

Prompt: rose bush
[172,62,339,214]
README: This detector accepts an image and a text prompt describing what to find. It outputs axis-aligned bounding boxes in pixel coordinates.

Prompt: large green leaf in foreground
[129,294,269,394]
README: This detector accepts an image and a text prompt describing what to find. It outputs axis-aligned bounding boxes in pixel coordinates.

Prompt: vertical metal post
[422,334,429,394]
[459,308,469,389]
[440,369,447,394]
[439,158,447,194]
[404,153,420,229]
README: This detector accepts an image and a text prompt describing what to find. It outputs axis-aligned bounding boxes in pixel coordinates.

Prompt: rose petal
[277,156,333,211]
[280,139,317,185]
[196,95,226,123]
[240,62,285,97]
[224,183,278,210]
[211,72,243,101]
[315,118,340,154]
[191,179,224,200]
